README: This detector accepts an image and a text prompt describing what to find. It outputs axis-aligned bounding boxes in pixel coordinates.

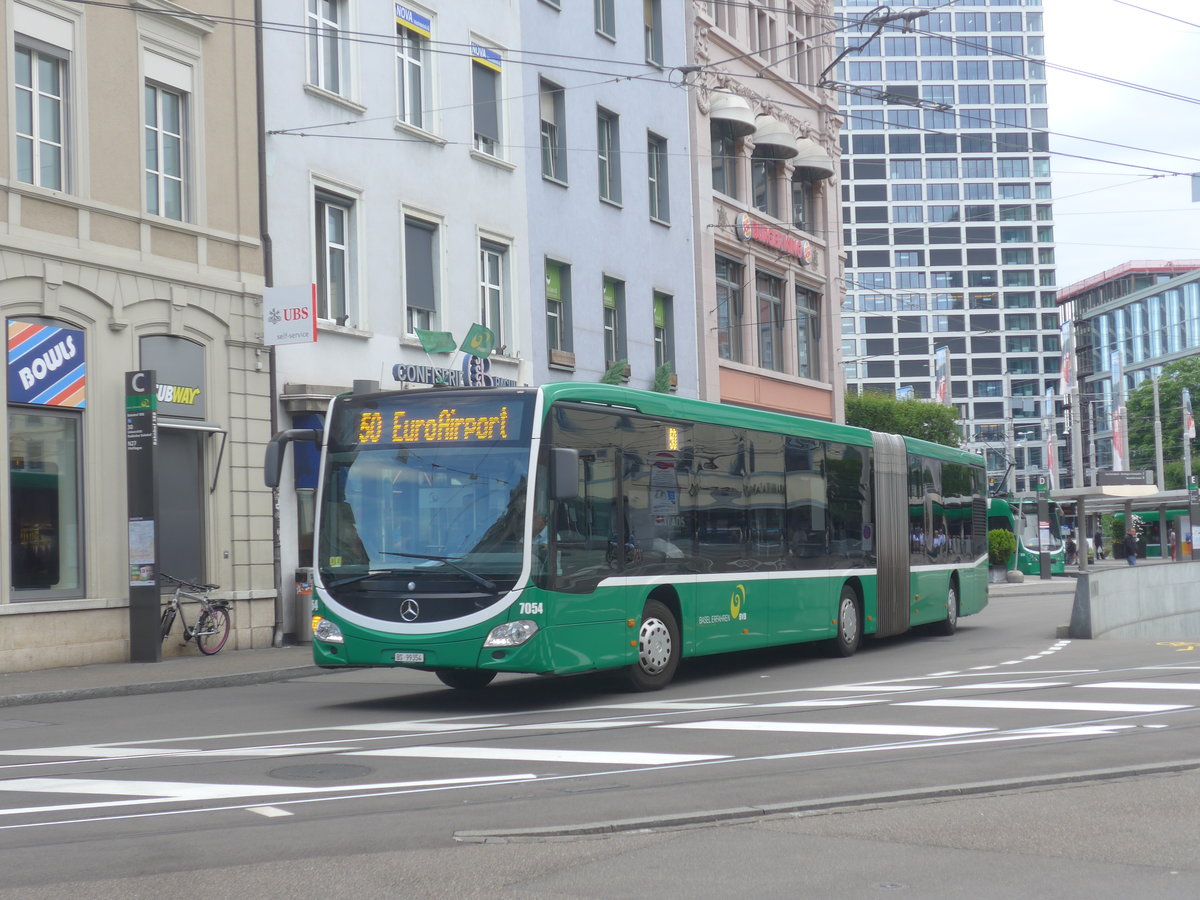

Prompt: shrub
[988,528,1016,567]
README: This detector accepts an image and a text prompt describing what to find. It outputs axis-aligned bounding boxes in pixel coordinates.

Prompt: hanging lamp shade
[709,92,756,137]
[792,137,836,178]
[751,115,798,159]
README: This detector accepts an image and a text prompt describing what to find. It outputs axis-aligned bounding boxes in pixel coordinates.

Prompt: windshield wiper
[378,551,498,593]
[324,569,411,588]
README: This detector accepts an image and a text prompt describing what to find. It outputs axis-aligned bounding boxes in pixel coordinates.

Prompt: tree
[844,392,962,447]
[1125,357,1200,489]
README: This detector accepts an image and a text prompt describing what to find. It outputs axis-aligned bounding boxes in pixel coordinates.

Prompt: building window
[647,132,669,222]
[8,406,83,597]
[653,292,674,371]
[597,107,621,204]
[644,0,663,65]
[595,0,615,38]
[307,0,347,95]
[546,259,572,353]
[145,82,187,220]
[404,216,438,334]
[315,189,355,325]
[471,47,503,157]
[711,121,739,198]
[396,10,431,129]
[479,239,509,353]
[715,256,744,363]
[796,286,821,379]
[792,173,814,233]
[757,271,784,372]
[14,42,68,190]
[751,155,779,218]
[602,277,627,366]
[539,79,566,181]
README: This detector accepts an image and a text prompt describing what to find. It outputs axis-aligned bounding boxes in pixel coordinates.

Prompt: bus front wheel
[829,585,862,657]
[435,668,497,690]
[627,599,680,691]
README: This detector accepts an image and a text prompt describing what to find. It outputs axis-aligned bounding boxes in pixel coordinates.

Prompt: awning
[751,115,798,159]
[709,92,756,137]
[792,137,836,179]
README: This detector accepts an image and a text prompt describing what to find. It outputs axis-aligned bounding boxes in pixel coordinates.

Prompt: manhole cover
[268,763,374,781]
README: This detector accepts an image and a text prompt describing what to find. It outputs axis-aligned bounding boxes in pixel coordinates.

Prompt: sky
[1043,0,1200,289]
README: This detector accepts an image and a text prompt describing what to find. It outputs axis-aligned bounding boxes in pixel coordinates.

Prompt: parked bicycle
[159,572,231,655]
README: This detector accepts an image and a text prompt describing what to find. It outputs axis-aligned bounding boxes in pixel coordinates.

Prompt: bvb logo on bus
[730,584,747,621]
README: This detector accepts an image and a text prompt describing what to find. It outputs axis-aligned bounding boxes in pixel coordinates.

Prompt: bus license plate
[394,652,425,664]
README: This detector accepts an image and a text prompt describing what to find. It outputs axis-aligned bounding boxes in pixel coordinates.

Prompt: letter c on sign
[131,372,147,393]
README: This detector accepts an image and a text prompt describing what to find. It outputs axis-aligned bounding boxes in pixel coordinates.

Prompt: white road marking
[658,720,989,737]
[794,684,940,693]
[247,806,293,818]
[942,681,1071,689]
[760,700,879,708]
[596,701,749,710]
[0,745,358,761]
[1085,682,1200,691]
[331,721,502,732]
[499,720,662,730]
[351,747,727,765]
[0,774,536,818]
[897,699,1189,713]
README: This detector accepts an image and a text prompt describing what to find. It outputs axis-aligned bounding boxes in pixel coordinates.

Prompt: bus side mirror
[550,447,579,500]
[264,428,322,488]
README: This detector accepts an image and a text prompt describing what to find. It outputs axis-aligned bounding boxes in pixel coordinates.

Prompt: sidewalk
[0,644,323,709]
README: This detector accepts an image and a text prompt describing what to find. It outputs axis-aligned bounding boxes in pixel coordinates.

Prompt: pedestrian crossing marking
[597,701,750,711]
[1085,682,1200,691]
[897,699,1189,713]
[658,720,990,738]
[942,681,1071,689]
[0,745,343,761]
[351,747,728,765]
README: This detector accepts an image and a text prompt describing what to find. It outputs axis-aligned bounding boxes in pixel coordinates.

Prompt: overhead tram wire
[1107,0,1200,29]
[69,1,1197,191]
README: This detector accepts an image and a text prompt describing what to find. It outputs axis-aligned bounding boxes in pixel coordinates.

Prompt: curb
[454,758,1200,842]
[0,665,328,708]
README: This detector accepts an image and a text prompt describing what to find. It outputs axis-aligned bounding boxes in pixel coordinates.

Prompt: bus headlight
[484,620,539,648]
[312,616,344,644]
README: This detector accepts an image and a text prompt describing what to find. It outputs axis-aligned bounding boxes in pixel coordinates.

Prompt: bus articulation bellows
[265,383,989,690]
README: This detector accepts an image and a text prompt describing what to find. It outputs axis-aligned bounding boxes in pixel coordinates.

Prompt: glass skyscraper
[834,0,1064,491]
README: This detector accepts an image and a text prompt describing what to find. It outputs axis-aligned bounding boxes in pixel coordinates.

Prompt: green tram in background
[1111,509,1192,559]
[988,497,1066,575]
[266,383,990,691]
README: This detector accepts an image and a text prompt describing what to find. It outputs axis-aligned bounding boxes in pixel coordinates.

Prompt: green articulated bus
[265,383,989,691]
[987,497,1065,575]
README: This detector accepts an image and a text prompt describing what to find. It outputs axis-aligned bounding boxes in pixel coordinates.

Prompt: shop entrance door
[156,428,206,583]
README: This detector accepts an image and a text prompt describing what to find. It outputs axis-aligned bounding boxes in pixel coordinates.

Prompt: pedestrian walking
[1122,528,1138,566]
[1093,528,1105,561]
[1168,528,1177,561]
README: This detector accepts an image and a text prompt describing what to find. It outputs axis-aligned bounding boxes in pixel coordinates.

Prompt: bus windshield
[317,391,535,593]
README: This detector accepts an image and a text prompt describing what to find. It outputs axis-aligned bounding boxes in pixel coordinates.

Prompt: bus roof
[539,382,983,468]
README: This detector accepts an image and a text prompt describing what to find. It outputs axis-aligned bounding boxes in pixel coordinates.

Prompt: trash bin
[294,568,314,644]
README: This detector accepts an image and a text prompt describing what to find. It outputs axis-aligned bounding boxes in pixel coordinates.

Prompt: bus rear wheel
[828,585,862,657]
[435,669,497,690]
[931,581,959,636]
[626,599,680,691]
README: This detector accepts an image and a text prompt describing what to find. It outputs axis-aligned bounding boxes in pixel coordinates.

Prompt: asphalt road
[2,581,1198,898]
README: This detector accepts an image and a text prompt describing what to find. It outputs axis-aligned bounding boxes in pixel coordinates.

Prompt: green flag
[415,328,456,353]
[460,323,496,359]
